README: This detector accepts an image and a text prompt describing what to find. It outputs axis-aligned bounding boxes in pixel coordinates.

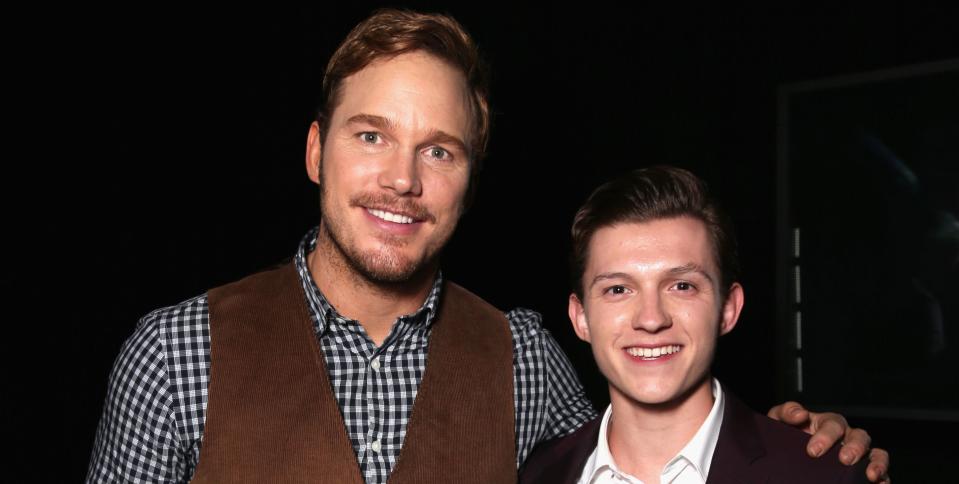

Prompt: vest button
[370,356,381,371]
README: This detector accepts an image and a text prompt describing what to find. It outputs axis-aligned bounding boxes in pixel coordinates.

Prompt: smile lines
[626,345,681,358]
[367,208,417,224]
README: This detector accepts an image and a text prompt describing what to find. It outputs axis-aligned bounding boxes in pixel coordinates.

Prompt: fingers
[806,412,847,457]
[768,401,810,426]
[838,427,871,465]
[865,448,890,484]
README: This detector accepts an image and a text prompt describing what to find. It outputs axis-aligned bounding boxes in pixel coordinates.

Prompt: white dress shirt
[577,379,725,484]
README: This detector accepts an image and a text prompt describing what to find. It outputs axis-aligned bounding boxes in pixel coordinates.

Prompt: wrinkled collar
[583,379,725,483]
[292,226,443,336]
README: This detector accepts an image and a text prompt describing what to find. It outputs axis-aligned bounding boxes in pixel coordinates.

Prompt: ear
[568,293,591,343]
[719,282,744,336]
[306,121,323,184]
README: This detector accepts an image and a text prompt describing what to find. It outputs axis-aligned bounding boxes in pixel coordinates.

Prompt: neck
[308,228,436,346]
[606,377,715,483]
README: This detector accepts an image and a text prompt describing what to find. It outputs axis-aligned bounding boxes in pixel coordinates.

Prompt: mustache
[350,193,435,223]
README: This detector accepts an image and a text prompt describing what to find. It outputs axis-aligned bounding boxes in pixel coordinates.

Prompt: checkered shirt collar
[293,226,443,335]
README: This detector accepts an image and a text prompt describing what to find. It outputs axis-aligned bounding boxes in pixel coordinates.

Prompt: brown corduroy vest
[191,263,516,483]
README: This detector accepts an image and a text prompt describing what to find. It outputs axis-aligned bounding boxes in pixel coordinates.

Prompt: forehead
[330,51,471,138]
[586,217,718,276]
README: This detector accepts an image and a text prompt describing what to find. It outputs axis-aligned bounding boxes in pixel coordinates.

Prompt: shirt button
[370,439,381,453]
[370,357,381,371]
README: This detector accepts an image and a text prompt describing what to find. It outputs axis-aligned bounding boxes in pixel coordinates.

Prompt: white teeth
[626,345,681,358]
[368,208,414,224]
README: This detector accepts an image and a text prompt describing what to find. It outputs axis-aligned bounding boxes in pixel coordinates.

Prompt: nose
[377,149,422,196]
[630,292,672,333]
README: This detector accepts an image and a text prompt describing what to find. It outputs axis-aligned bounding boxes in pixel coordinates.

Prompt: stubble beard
[318,183,444,285]
[321,218,426,284]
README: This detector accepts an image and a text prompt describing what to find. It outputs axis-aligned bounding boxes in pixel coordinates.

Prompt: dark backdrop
[8,3,958,481]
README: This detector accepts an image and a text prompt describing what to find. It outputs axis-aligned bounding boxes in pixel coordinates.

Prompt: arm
[507,308,597,467]
[86,315,186,483]
[767,402,890,484]
[541,333,597,439]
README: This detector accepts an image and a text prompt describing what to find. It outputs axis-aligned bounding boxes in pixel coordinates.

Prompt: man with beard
[87,9,887,484]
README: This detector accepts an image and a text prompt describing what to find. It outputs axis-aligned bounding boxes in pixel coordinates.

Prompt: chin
[355,243,440,284]
[629,386,682,406]
[634,376,713,409]
[325,231,422,285]
[610,377,697,409]
[354,253,421,283]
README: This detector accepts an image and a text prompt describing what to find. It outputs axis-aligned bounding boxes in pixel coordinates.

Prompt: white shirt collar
[578,379,726,484]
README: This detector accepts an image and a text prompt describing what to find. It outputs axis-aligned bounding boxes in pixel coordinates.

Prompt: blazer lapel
[557,418,602,484]
[705,392,767,484]
[520,417,601,484]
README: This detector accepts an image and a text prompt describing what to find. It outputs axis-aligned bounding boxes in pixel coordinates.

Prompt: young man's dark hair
[570,166,740,300]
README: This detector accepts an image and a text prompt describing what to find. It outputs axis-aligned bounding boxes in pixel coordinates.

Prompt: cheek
[664,297,694,318]
[687,309,722,342]
[429,173,469,215]
[324,144,378,183]
[590,306,631,336]
[670,299,717,327]
[587,309,626,344]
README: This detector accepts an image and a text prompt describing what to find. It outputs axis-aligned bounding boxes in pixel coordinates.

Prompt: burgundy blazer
[520,390,869,484]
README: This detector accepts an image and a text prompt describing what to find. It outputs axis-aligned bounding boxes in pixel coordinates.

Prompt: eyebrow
[345,113,468,154]
[668,263,716,286]
[422,130,468,155]
[345,113,397,132]
[588,272,633,291]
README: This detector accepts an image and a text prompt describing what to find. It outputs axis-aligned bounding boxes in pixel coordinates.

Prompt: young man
[87,10,885,484]
[521,166,872,483]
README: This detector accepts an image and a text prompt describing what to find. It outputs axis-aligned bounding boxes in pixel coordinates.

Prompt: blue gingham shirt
[87,227,597,483]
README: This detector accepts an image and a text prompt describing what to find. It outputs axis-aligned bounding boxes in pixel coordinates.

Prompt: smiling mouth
[366,208,417,224]
[626,345,682,359]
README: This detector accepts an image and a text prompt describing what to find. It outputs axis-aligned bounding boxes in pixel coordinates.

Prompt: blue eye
[360,132,380,143]
[429,147,451,161]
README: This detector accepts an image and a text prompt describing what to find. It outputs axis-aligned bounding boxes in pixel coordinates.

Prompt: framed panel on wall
[777,59,959,421]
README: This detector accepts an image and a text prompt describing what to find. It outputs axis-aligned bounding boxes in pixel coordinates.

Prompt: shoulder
[144,293,209,323]
[720,394,869,483]
[113,294,209,377]
[520,416,600,484]
[505,307,548,348]
[503,306,582,387]
[139,294,210,352]
[754,415,868,483]
[503,307,566,369]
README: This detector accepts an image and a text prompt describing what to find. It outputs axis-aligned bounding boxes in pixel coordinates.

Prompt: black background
[7,3,958,481]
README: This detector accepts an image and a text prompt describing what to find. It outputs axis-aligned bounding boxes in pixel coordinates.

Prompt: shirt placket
[362,316,413,483]
[326,316,380,480]
[364,346,386,481]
